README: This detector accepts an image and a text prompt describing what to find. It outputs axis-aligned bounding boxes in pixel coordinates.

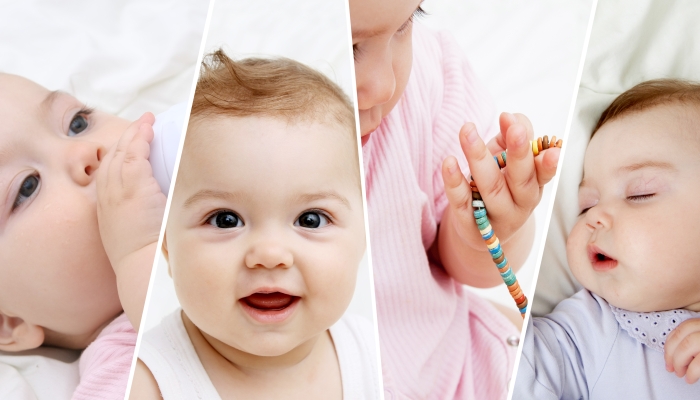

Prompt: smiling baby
[131,50,379,399]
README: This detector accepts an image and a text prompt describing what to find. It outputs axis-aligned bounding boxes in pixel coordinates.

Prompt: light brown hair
[593,79,700,135]
[190,49,355,135]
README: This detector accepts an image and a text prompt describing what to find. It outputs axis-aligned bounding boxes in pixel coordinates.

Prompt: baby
[131,50,379,399]
[349,0,560,397]
[0,73,166,398]
[513,79,700,398]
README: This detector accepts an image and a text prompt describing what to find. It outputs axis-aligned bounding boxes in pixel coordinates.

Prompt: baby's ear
[0,313,44,351]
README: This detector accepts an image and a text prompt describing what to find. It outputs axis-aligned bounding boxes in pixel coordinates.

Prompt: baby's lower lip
[592,259,618,271]
[239,292,300,323]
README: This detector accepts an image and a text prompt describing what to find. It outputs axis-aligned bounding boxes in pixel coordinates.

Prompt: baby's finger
[441,156,471,213]
[125,123,154,164]
[665,319,700,371]
[686,355,700,384]
[513,113,535,140]
[459,123,512,212]
[502,121,538,210]
[670,331,700,377]
[107,113,155,187]
[491,112,516,151]
[534,146,560,187]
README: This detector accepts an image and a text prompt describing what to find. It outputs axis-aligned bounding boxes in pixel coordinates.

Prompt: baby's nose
[66,141,105,186]
[356,48,396,109]
[585,205,612,230]
[244,237,294,269]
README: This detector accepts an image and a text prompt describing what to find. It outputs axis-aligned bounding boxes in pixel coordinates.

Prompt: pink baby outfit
[72,313,136,400]
[364,24,518,399]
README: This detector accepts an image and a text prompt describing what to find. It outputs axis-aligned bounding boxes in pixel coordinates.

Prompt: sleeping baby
[514,79,700,399]
[0,73,169,399]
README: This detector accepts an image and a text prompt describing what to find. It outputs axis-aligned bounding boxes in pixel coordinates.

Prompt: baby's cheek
[565,223,591,283]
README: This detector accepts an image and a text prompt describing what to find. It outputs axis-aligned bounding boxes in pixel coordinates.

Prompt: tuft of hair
[191,49,355,136]
[593,79,700,136]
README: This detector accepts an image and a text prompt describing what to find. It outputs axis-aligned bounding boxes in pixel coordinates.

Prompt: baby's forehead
[0,74,50,101]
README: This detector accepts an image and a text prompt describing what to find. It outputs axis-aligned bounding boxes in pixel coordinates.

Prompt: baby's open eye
[295,211,330,229]
[207,211,244,229]
[13,174,40,210]
[68,108,93,136]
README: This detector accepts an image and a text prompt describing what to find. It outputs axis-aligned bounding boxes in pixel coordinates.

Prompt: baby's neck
[182,311,342,398]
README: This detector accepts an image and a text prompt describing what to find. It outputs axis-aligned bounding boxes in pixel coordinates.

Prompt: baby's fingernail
[666,364,673,372]
[505,112,516,123]
[464,126,478,144]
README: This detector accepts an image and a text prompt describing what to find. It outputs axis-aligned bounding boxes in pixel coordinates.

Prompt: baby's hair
[593,79,700,135]
[191,49,355,136]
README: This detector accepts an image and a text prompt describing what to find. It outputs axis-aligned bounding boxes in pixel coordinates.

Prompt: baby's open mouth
[241,292,299,311]
[587,245,618,271]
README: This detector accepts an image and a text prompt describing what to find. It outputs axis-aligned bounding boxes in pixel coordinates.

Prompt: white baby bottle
[150,102,187,194]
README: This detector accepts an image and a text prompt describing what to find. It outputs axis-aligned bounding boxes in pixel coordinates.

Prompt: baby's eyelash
[627,193,655,202]
[77,106,94,116]
[397,5,427,34]
[353,44,363,61]
[578,207,591,216]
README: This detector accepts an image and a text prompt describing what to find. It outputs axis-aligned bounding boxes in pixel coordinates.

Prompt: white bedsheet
[534,0,700,315]
[0,1,208,398]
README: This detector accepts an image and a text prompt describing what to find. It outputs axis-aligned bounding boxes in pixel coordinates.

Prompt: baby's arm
[664,318,700,384]
[97,113,166,331]
[437,113,560,287]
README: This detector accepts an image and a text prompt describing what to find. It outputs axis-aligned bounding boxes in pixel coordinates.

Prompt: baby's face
[567,104,700,312]
[166,116,365,357]
[350,0,422,136]
[0,74,127,347]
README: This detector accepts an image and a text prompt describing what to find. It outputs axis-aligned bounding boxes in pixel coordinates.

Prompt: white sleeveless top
[139,310,380,399]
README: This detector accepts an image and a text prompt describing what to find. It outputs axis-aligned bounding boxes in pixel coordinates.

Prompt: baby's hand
[96,113,165,330]
[441,113,560,250]
[665,318,700,384]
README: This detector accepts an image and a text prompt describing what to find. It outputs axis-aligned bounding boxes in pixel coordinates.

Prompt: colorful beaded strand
[470,135,562,318]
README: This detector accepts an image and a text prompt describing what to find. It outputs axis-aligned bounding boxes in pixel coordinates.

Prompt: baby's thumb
[441,156,471,211]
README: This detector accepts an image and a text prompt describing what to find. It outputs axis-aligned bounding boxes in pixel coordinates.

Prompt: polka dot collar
[610,305,700,352]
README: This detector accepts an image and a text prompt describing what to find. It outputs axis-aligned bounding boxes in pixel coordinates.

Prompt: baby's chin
[359,107,384,137]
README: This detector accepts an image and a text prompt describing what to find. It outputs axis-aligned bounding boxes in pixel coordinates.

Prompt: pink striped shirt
[72,313,136,400]
[364,24,517,399]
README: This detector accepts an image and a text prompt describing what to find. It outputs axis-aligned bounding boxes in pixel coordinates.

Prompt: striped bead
[496,258,508,269]
[472,200,485,208]
[486,237,500,250]
[473,209,487,218]
[481,229,494,240]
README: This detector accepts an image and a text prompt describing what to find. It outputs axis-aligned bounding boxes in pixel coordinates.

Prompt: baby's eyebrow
[39,90,66,112]
[297,191,351,209]
[182,189,247,208]
[617,160,676,174]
